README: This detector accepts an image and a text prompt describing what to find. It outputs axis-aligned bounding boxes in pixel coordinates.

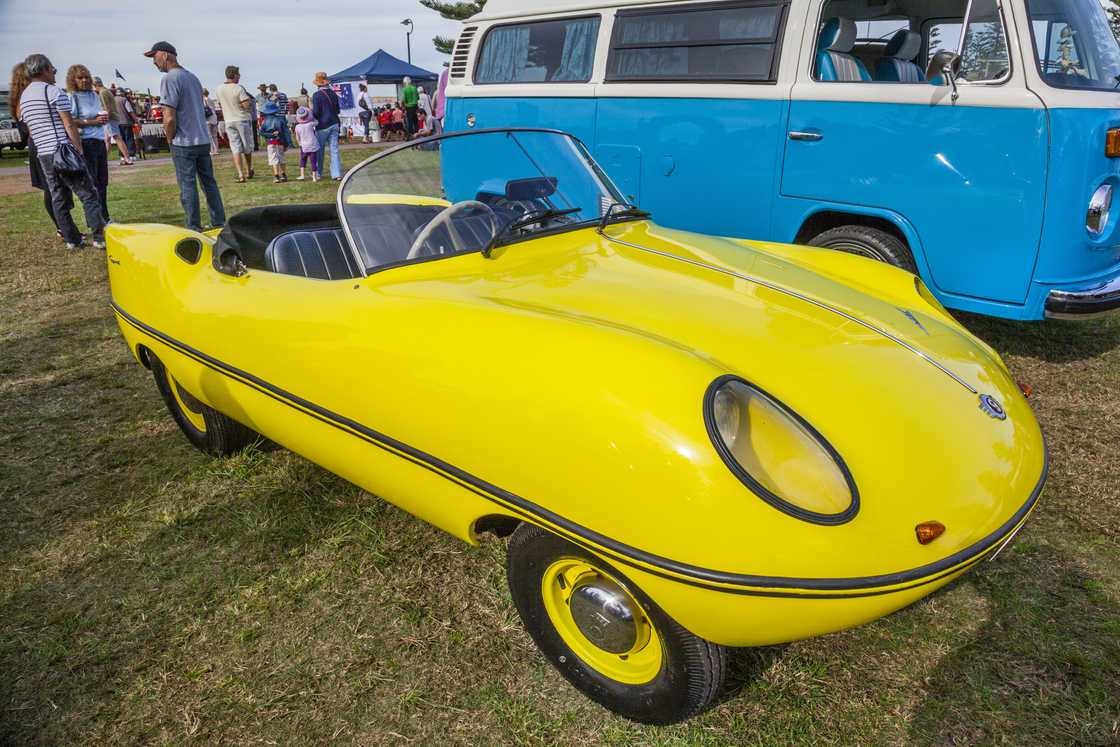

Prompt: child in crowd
[294,107,320,182]
[391,105,405,140]
[259,102,291,183]
[377,106,392,141]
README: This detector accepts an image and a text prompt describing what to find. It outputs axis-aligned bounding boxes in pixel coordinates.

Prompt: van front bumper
[1044,275,1120,319]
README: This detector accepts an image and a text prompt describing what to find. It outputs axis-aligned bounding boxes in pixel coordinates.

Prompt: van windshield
[1027,0,1120,90]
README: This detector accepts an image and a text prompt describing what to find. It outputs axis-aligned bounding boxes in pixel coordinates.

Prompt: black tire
[506,523,726,724]
[807,224,917,273]
[149,352,259,456]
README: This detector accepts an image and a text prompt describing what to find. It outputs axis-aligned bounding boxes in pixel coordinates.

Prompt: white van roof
[471,0,688,21]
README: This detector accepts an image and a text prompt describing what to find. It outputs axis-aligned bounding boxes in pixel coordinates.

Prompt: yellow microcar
[106,128,1046,723]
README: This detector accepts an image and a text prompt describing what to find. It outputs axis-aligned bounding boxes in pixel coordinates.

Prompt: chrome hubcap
[568,579,643,654]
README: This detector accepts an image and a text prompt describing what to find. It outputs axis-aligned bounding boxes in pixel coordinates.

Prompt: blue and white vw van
[443,0,1120,319]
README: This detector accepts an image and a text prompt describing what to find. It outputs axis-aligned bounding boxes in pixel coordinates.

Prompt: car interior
[813,0,983,83]
[211,183,563,280]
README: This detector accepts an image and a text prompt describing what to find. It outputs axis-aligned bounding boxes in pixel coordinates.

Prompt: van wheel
[149,353,259,456]
[506,523,726,724]
[808,225,917,273]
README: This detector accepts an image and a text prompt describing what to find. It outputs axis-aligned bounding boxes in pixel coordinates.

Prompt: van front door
[779,0,1048,308]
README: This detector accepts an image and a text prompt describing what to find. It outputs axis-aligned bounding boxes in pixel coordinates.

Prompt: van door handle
[788,131,823,141]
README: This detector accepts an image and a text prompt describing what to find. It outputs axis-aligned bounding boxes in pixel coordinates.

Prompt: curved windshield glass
[1027,0,1120,90]
[337,129,628,274]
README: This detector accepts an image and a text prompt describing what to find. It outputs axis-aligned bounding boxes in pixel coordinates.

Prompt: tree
[1109,0,1120,41]
[420,0,487,54]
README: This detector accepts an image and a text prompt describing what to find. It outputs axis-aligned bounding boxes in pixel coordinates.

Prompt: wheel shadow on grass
[719,645,788,705]
[958,312,1120,364]
[906,539,1120,745]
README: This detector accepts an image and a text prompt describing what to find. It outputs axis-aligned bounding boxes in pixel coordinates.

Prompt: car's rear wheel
[808,224,917,273]
[149,352,259,456]
[506,522,726,724]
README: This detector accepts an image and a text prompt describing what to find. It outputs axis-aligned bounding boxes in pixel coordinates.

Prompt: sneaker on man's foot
[65,242,84,251]
[92,239,106,250]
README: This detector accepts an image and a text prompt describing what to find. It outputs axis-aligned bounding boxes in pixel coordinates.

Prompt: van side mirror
[926,51,962,101]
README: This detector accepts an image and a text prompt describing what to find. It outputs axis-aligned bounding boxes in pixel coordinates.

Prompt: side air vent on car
[451,26,478,79]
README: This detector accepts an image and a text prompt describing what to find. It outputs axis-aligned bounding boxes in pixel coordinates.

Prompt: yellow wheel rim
[169,375,207,433]
[541,558,663,685]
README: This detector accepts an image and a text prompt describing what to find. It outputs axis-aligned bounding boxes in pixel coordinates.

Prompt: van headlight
[705,376,858,525]
[1087,184,1112,236]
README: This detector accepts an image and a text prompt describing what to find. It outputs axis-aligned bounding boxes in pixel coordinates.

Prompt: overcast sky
[1,0,462,97]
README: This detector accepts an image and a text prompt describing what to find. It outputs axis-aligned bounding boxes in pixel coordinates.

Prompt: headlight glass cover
[705,376,858,524]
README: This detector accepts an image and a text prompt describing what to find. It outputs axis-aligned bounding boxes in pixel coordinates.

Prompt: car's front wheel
[506,522,727,724]
[148,352,259,456]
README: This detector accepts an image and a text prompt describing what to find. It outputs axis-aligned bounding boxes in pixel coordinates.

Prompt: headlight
[1087,184,1112,236]
[704,376,858,525]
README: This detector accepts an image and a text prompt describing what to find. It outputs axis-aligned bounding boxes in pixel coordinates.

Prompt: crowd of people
[9,43,451,250]
[358,75,442,144]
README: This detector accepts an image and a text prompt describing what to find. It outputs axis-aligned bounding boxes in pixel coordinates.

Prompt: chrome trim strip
[1044,275,1120,319]
[597,229,979,395]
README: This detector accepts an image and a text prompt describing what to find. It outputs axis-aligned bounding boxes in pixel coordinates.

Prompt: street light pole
[401,18,414,64]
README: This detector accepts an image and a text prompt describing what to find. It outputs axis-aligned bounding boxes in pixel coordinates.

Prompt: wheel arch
[135,342,154,369]
[791,207,932,281]
[472,513,521,539]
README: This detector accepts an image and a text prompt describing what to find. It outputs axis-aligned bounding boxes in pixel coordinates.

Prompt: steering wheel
[406,200,498,260]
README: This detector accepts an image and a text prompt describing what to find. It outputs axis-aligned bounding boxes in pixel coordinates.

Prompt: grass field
[1,149,1118,745]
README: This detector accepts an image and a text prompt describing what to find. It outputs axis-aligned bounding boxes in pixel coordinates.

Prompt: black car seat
[264,228,361,280]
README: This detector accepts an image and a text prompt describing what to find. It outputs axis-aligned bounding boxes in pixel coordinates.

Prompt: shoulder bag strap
[44,84,67,145]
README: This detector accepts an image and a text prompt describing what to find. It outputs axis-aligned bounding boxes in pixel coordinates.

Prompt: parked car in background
[444,0,1120,320]
[0,89,26,150]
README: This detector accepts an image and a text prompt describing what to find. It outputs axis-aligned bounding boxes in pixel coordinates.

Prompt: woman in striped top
[17,53,105,250]
[9,61,74,240]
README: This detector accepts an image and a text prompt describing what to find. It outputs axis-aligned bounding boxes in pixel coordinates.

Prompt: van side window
[925,21,963,68]
[475,16,601,84]
[958,0,1010,81]
[605,2,787,82]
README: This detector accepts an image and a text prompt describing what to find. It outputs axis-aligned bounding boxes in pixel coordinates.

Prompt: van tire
[807,225,917,273]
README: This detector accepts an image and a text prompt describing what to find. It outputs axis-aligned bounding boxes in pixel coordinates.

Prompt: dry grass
[1,149,1118,745]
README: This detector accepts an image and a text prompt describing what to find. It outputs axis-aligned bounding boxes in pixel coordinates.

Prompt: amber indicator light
[1106,129,1120,158]
[915,521,946,545]
[1019,382,1033,398]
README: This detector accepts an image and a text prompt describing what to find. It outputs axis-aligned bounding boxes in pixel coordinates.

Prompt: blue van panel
[1032,108,1120,285]
[445,97,598,148]
[781,100,1048,305]
[594,97,788,239]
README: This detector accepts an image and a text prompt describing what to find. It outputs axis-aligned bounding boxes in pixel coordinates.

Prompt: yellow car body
[106,209,1046,649]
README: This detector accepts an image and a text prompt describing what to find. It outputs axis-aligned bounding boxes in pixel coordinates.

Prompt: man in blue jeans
[146,41,226,231]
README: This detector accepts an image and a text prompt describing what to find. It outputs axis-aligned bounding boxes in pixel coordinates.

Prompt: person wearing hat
[293,106,320,182]
[146,41,226,232]
[258,100,290,184]
[310,71,342,180]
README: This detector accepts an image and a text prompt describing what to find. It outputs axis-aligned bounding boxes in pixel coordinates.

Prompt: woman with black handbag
[9,61,75,241]
[17,53,105,250]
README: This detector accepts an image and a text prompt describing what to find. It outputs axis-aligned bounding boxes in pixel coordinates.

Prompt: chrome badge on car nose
[979,394,1007,420]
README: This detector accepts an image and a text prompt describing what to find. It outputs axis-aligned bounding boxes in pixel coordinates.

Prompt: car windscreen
[337,130,627,273]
